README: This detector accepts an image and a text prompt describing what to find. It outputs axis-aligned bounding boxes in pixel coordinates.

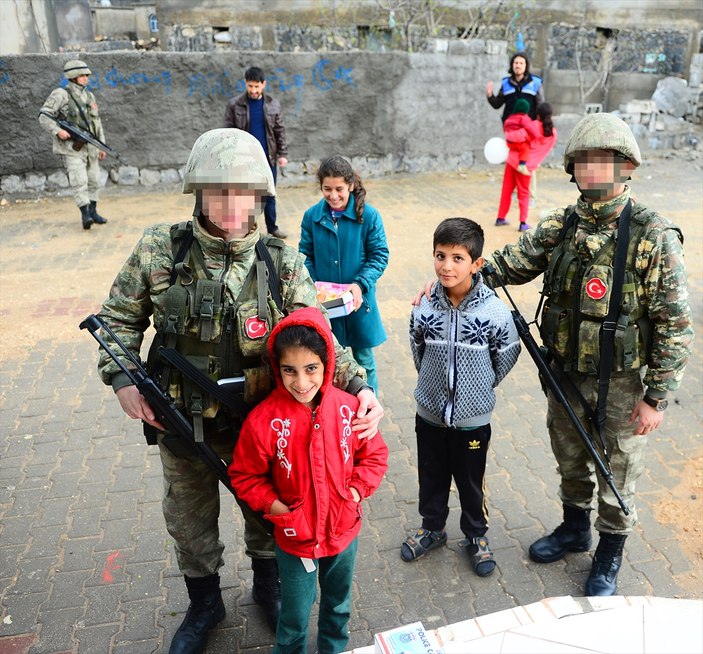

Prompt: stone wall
[0,47,506,195]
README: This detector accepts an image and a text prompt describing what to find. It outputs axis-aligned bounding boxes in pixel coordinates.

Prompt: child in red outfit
[503,98,542,176]
[495,102,557,231]
[229,307,388,654]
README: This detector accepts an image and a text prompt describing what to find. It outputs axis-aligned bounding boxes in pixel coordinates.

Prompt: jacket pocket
[331,496,361,538]
[266,504,313,541]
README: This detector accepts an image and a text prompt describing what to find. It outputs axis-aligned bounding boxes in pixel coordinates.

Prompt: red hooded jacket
[229,307,388,558]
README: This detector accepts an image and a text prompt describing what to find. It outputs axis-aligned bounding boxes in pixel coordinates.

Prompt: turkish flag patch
[585,277,608,300]
[245,316,268,339]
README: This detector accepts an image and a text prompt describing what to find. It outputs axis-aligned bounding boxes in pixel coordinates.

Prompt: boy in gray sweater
[401,218,520,576]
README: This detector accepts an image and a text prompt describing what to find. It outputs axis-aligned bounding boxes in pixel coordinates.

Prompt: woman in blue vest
[486,52,544,122]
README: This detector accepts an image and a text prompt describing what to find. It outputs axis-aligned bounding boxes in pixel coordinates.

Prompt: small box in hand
[315,281,354,319]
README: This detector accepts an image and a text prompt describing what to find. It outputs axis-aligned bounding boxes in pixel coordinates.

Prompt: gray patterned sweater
[410,272,521,428]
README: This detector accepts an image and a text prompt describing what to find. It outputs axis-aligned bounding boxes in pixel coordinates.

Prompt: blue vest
[501,75,542,97]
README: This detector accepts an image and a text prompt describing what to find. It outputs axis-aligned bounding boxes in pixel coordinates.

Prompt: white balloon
[484,137,509,165]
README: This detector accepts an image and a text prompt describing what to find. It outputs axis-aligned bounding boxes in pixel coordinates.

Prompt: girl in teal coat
[299,156,389,393]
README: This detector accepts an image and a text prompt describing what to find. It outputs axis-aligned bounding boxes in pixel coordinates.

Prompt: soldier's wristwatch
[643,395,668,412]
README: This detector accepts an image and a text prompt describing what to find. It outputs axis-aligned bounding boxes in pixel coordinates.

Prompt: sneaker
[519,222,531,231]
[495,218,510,226]
[270,229,288,239]
[517,164,531,176]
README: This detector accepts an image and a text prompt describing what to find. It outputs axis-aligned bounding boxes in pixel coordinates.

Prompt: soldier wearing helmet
[38,59,109,229]
[487,112,693,596]
[96,128,383,652]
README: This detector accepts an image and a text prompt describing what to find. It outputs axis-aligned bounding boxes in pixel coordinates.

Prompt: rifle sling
[255,238,284,313]
[596,200,632,446]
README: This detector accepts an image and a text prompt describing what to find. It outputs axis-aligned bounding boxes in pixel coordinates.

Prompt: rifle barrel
[80,314,235,495]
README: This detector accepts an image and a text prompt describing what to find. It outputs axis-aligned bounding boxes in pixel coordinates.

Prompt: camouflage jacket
[39,81,105,155]
[98,219,366,393]
[487,187,693,394]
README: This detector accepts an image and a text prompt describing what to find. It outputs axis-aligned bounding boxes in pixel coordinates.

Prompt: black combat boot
[251,557,281,632]
[584,532,627,596]
[529,504,592,563]
[168,573,225,654]
[80,204,93,230]
[89,200,107,224]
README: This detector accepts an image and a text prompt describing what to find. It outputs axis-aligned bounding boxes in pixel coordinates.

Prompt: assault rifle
[483,264,630,515]
[79,314,235,496]
[39,110,124,162]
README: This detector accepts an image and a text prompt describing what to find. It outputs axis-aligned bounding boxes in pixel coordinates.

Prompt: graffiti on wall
[30,59,357,116]
[187,59,356,115]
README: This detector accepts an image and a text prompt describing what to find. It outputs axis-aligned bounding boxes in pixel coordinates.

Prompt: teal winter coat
[299,196,388,349]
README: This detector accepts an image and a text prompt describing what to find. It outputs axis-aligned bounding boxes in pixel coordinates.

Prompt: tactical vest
[539,207,666,375]
[147,221,286,436]
[64,85,97,133]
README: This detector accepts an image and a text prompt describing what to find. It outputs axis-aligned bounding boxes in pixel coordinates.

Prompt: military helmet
[182,128,275,195]
[564,112,642,173]
[63,59,92,79]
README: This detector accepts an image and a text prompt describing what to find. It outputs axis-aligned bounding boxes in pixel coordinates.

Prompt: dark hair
[509,52,530,77]
[433,217,485,260]
[244,66,266,82]
[317,155,366,223]
[537,102,554,137]
[273,324,328,369]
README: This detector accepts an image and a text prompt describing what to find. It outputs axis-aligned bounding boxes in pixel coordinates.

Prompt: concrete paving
[0,158,701,653]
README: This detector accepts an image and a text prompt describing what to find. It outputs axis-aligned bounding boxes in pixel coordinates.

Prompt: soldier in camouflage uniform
[39,60,108,230]
[487,112,693,596]
[96,129,383,654]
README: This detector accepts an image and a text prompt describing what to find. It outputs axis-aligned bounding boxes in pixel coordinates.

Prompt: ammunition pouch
[71,138,86,152]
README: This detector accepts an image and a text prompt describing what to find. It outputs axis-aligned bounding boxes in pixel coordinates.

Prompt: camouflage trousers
[158,428,274,579]
[62,146,100,207]
[546,368,646,534]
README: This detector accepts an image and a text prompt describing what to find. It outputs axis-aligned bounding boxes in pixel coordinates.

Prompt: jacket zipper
[444,307,458,425]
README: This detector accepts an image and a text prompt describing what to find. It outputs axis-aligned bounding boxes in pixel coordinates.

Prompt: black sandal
[464,536,496,577]
[400,528,447,562]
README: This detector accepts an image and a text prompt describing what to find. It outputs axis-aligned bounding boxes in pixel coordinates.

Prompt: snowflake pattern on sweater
[410,272,521,428]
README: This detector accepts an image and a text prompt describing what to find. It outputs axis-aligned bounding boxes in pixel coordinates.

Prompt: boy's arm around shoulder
[409,302,427,372]
[228,411,279,513]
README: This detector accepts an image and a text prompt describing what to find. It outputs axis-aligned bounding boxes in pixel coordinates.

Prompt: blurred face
[512,56,527,79]
[572,149,635,201]
[73,74,90,87]
[321,176,353,211]
[246,80,266,100]
[279,346,325,409]
[434,244,483,304]
[201,188,261,239]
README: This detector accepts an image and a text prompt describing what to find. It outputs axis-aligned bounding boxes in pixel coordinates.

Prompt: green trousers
[274,539,358,654]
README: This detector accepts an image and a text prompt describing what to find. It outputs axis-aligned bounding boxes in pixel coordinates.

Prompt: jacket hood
[267,307,337,391]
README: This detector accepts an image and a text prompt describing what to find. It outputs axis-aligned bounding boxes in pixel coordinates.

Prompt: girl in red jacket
[229,307,388,654]
[496,102,557,232]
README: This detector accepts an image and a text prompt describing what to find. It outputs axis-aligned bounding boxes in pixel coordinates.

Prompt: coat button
[314,423,320,430]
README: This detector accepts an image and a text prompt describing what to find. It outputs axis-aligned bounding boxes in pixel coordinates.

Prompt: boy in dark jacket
[401,218,520,576]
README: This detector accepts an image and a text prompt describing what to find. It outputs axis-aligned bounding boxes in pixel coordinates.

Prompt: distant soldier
[487,112,693,596]
[39,60,108,230]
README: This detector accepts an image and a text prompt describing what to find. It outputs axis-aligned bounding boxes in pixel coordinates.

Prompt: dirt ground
[1,154,701,593]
